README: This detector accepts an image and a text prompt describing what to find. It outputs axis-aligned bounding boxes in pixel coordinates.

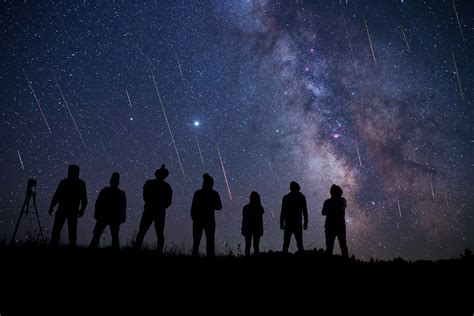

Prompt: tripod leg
[33,195,44,241]
[10,198,28,246]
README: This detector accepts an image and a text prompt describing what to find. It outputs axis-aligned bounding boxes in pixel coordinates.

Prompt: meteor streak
[217,143,232,200]
[396,196,402,218]
[452,0,466,46]
[451,51,464,101]
[364,18,376,65]
[175,50,185,81]
[196,136,204,166]
[342,13,358,74]
[136,46,186,178]
[17,150,24,170]
[429,178,435,199]
[16,57,52,134]
[400,26,410,52]
[99,138,112,164]
[356,143,362,167]
[125,89,133,109]
[52,71,87,150]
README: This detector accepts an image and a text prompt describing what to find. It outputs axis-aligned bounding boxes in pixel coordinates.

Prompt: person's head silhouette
[154,164,169,180]
[249,191,261,205]
[202,173,214,189]
[110,172,120,187]
[290,181,300,193]
[330,184,343,198]
[68,164,80,179]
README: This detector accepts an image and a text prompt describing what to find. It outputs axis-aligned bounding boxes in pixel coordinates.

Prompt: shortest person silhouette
[241,191,264,256]
[322,184,348,258]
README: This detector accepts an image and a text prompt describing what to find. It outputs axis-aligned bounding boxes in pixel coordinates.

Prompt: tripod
[10,179,44,245]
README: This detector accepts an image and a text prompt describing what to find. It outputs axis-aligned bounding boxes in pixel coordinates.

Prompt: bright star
[194,121,200,127]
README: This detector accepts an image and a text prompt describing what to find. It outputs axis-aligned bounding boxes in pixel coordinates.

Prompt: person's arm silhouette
[321,200,328,216]
[302,196,308,230]
[119,191,127,224]
[78,181,88,218]
[94,188,106,220]
[191,192,198,221]
[48,180,64,216]
[280,196,286,230]
[214,191,222,211]
[165,185,172,209]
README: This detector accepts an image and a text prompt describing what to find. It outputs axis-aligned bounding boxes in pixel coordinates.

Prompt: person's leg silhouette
[325,230,336,255]
[154,211,166,254]
[50,211,67,246]
[192,221,203,256]
[90,221,107,248]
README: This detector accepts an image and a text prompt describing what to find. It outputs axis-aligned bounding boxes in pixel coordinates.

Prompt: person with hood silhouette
[322,184,348,258]
[191,173,222,257]
[48,164,88,247]
[241,191,264,256]
[280,181,308,253]
[135,165,172,254]
[89,172,126,249]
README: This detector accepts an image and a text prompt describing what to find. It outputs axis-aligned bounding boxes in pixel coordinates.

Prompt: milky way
[1,0,472,259]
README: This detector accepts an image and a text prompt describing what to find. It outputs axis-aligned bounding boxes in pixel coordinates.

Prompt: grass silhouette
[1,239,473,314]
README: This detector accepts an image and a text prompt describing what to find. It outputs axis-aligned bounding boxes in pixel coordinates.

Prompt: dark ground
[1,243,473,314]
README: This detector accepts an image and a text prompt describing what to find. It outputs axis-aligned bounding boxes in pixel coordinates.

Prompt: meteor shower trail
[125,89,133,109]
[364,18,377,65]
[196,136,205,166]
[99,138,112,164]
[452,0,466,46]
[397,196,402,218]
[400,27,410,52]
[342,13,358,74]
[52,71,87,150]
[17,150,24,170]
[451,51,464,101]
[217,143,232,200]
[356,143,362,167]
[136,46,186,178]
[17,58,52,134]
[175,51,185,81]
[152,75,186,178]
[430,178,435,199]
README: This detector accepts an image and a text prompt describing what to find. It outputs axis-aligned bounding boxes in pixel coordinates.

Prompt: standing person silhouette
[280,181,308,253]
[241,191,264,256]
[135,165,172,254]
[322,184,348,258]
[191,173,222,257]
[89,172,126,249]
[48,164,88,247]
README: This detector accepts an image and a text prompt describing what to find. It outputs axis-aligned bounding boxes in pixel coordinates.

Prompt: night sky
[1,0,473,260]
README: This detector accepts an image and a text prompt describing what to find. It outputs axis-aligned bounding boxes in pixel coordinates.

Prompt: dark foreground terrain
[1,243,473,314]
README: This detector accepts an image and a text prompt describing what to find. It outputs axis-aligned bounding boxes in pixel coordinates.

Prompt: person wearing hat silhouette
[280,181,308,253]
[89,172,126,249]
[191,173,222,257]
[322,184,348,258]
[135,165,173,253]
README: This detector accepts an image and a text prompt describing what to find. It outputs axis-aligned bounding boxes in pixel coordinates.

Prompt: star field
[1,0,473,260]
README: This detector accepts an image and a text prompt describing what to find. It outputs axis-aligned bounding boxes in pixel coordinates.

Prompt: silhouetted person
[241,191,264,256]
[191,173,222,257]
[134,165,172,253]
[280,181,308,253]
[89,172,126,249]
[322,184,348,258]
[48,164,88,247]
